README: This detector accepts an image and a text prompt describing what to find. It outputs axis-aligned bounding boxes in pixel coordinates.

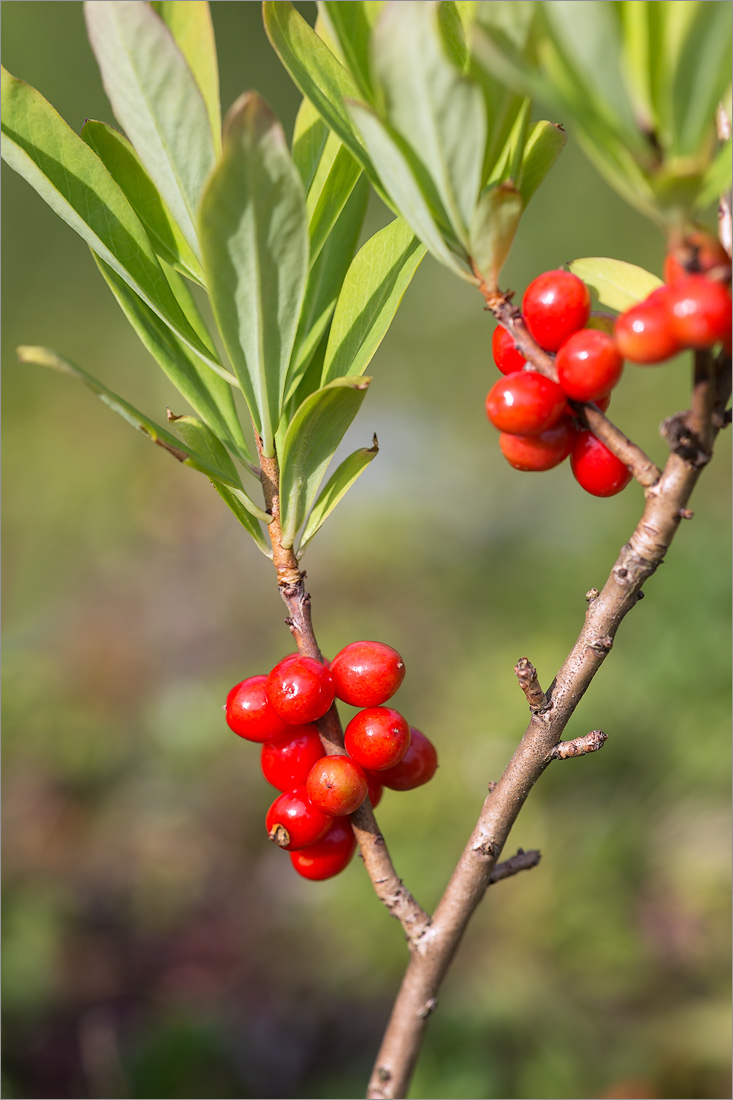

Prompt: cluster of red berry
[225,641,438,881]
[487,234,731,497]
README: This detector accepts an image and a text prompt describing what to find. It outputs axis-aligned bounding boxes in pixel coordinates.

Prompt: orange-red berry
[486,371,566,436]
[666,275,732,349]
[380,727,439,791]
[225,675,292,743]
[571,430,632,497]
[492,325,527,375]
[306,755,368,816]
[522,270,591,351]
[556,329,624,403]
[266,654,334,725]
[290,818,357,880]
[614,290,682,364]
[260,725,325,791]
[664,230,730,285]
[265,787,333,851]
[330,640,405,708]
[344,706,411,772]
[499,417,576,472]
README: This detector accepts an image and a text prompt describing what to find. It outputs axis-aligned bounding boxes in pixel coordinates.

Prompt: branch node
[488,848,542,884]
[487,780,498,794]
[514,657,547,711]
[588,634,613,653]
[678,508,695,519]
[472,839,498,861]
[417,999,438,1020]
[660,412,711,467]
[585,587,600,603]
[550,729,608,761]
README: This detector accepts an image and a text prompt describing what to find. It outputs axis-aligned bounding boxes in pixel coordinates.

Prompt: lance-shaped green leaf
[371,0,487,249]
[317,1,384,100]
[469,183,522,291]
[92,254,252,464]
[668,2,732,159]
[263,2,376,185]
[1,68,224,377]
[298,435,379,555]
[17,346,270,523]
[288,174,370,400]
[348,102,470,279]
[322,217,426,385]
[278,377,372,549]
[517,120,567,208]
[84,0,215,261]
[168,413,270,555]
[199,93,309,458]
[697,141,733,211]
[81,120,204,284]
[293,96,331,192]
[149,0,221,155]
[568,258,662,314]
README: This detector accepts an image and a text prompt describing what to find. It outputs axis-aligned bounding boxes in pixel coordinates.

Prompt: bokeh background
[2,4,730,1098]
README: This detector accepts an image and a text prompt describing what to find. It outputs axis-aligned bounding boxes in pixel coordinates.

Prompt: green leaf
[371,0,487,248]
[318,1,383,100]
[199,92,309,458]
[92,254,252,463]
[84,0,216,260]
[308,144,363,268]
[278,377,372,549]
[469,183,522,290]
[298,436,379,555]
[81,120,204,284]
[347,102,471,278]
[670,1,733,158]
[263,2,374,180]
[292,96,331,192]
[322,217,426,385]
[168,413,270,554]
[517,119,567,208]
[288,175,370,400]
[697,140,733,211]
[149,0,221,154]
[0,67,223,375]
[568,257,663,313]
[17,346,270,523]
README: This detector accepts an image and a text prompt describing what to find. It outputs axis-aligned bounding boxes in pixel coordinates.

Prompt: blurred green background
[2,4,730,1099]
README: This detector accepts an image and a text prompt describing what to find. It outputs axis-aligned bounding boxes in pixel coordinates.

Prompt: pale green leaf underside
[149,0,222,155]
[84,0,215,261]
[323,217,427,384]
[568,257,662,313]
[298,437,378,555]
[278,377,372,549]
[0,67,224,378]
[17,346,270,523]
[199,92,308,458]
[469,184,522,289]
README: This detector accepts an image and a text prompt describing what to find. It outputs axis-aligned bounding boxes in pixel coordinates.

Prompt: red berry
[571,430,632,497]
[380,727,438,791]
[290,817,357,880]
[664,230,730,285]
[260,724,324,791]
[555,328,624,403]
[329,640,405,708]
[499,417,575,472]
[344,707,411,772]
[266,654,335,724]
[266,787,333,851]
[365,770,384,810]
[666,275,732,349]
[492,325,527,375]
[306,755,368,816]
[614,290,682,364]
[485,371,566,435]
[225,675,292,743]
[522,270,591,351]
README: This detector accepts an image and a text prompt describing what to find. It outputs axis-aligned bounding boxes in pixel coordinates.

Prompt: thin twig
[514,658,547,711]
[254,431,431,942]
[549,729,607,761]
[366,345,731,1100]
[488,848,541,883]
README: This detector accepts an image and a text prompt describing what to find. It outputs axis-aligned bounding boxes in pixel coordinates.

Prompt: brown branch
[474,277,662,489]
[488,847,541,883]
[254,431,431,943]
[549,729,608,761]
[366,342,731,1100]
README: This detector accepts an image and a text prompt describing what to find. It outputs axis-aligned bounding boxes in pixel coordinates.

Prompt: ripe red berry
[614,290,682,364]
[365,770,384,810]
[344,707,411,771]
[522,270,591,351]
[306,755,368,816]
[485,371,566,436]
[555,328,624,403]
[664,230,730,285]
[260,724,324,791]
[266,787,333,851]
[492,325,527,375]
[290,817,357,880]
[329,640,406,708]
[225,675,292,743]
[499,416,575,472]
[666,275,732,349]
[571,430,632,497]
[266,654,335,724]
[380,727,438,791]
